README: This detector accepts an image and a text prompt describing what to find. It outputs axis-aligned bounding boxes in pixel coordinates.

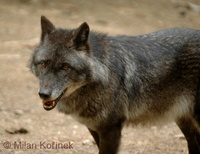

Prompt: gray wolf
[29,16,200,154]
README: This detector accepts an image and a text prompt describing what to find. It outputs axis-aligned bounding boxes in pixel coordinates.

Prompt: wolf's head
[29,16,95,111]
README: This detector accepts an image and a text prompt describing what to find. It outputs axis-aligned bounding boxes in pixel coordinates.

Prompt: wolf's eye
[38,60,49,68]
[41,63,47,68]
[63,66,69,70]
[39,61,48,68]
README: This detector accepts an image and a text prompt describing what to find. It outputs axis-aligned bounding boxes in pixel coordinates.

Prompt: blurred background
[0,0,200,153]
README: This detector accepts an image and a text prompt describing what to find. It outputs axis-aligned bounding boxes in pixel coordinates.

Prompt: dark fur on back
[29,16,200,154]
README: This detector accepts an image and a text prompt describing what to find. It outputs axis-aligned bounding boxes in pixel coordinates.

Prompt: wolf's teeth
[43,100,56,109]
[47,106,52,108]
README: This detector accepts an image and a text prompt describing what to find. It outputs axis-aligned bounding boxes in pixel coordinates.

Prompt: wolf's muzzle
[40,88,67,111]
[38,89,51,100]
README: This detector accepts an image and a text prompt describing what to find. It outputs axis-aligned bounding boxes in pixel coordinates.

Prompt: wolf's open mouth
[42,88,67,111]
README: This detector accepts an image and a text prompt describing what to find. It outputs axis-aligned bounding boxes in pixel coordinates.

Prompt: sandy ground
[0,0,200,153]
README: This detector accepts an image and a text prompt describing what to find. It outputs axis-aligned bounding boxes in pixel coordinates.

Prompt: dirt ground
[0,0,200,153]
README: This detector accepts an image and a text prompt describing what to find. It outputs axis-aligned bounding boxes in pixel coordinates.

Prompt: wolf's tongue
[42,100,56,111]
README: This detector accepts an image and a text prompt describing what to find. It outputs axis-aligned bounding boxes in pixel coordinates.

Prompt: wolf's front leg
[98,125,122,154]
[176,115,200,154]
[88,128,100,147]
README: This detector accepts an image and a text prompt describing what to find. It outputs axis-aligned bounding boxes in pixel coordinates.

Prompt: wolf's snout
[38,89,51,100]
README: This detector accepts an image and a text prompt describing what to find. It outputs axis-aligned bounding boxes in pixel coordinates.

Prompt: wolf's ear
[41,16,55,41]
[72,22,90,49]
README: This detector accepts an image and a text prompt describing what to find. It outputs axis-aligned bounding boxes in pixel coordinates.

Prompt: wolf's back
[89,28,200,125]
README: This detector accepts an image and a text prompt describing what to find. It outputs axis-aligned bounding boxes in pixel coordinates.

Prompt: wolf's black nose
[38,90,51,100]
